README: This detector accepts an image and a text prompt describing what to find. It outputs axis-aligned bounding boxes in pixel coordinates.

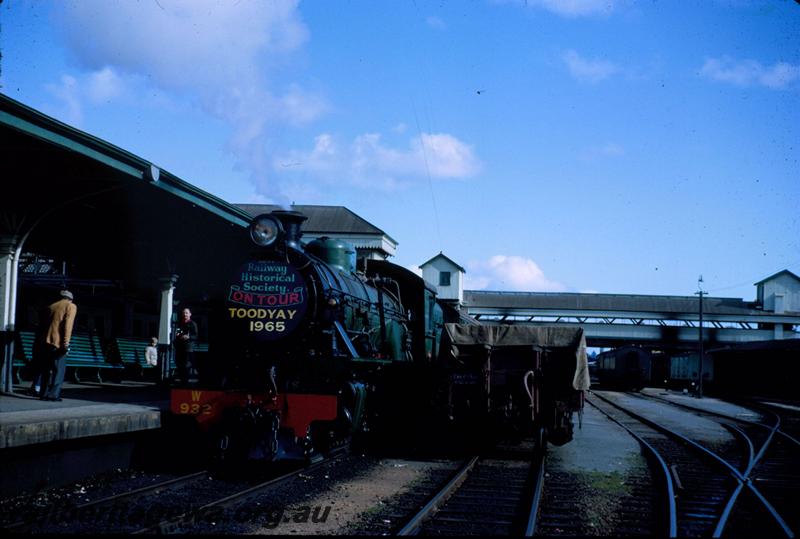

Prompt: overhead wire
[705,259,800,294]
[410,97,443,251]
[408,0,443,253]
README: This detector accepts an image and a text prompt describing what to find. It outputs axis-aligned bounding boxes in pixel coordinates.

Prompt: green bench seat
[113,337,158,378]
[17,330,123,383]
[10,332,29,384]
[111,338,209,379]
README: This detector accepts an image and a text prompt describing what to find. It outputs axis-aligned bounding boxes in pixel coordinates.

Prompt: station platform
[0,381,169,449]
[639,387,763,421]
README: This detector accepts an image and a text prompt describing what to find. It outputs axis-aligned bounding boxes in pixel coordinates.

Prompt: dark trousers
[29,355,46,396]
[174,349,193,384]
[42,347,68,399]
[29,340,49,395]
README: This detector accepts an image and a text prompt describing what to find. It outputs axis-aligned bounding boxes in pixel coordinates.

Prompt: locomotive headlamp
[249,214,283,247]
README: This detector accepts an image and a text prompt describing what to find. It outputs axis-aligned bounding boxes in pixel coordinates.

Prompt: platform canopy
[0,93,254,295]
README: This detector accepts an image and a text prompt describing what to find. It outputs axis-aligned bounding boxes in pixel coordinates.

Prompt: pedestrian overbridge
[462,289,800,349]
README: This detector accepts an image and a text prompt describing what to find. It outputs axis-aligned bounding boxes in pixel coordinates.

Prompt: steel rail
[524,451,546,537]
[74,471,208,510]
[396,456,479,536]
[132,447,349,535]
[2,470,208,532]
[745,400,800,448]
[633,392,777,433]
[713,424,756,538]
[634,392,800,448]
[724,424,755,476]
[594,392,794,538]
[585,397,678,537]
[633,392,795,537]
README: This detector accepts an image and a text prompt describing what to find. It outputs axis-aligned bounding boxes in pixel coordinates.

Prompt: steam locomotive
[170,210,589,463]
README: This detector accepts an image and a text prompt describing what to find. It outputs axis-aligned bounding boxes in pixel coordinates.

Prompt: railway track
[5,449,348,534]
[533,411,660,537]
[631,392,800,537]
[396,452,544,536]
[4,470,210,533]
[589,391,795,538]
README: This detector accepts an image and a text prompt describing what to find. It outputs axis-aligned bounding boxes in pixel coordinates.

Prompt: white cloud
[45,74,83,126]
[275,133,341,175]
[277,85,331,127]
[465,255,566,292]
[416,134,481,177]
[501,0,618,18]
[86,67,124,104]
[562,49,620,83]
[53,0,322,198]
[56,0,307,91]
[274,131,481,190]
[700,57,800,89]
[43,67,186,127]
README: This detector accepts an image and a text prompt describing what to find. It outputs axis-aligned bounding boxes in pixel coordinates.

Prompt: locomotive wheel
[310,411,353,454]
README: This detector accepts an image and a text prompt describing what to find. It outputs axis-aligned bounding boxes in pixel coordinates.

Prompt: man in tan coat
[40,290,78,401]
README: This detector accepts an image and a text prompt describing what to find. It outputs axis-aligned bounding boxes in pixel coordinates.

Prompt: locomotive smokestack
[272,210,308,251]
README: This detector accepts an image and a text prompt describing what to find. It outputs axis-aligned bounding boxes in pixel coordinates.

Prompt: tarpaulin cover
[443,324,590,390]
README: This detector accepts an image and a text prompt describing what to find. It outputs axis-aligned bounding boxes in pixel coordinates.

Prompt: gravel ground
[182,453,446,535]
[1,455,456,535]
[343,460,460,535]
[537,404,657,536]
[0,467,181,528]
[249,458,454,535]
[597,391,735,445]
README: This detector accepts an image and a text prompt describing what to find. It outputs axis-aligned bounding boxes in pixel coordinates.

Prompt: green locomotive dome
[305,236,357,273]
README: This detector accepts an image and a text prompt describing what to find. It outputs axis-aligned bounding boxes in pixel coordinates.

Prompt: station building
[0,94,256,393]
[0,96,400,395]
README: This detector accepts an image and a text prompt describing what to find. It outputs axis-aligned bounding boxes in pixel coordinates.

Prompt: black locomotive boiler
[170,210,589,463]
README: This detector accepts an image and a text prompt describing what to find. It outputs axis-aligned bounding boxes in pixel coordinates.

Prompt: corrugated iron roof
[236,204,397,244]
[1,93,251,228]
[464,290,763,315]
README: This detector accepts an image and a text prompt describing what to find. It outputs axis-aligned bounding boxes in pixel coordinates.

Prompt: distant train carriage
[592,345,652,391]
[709,339,800,399]
[667,352,713,392]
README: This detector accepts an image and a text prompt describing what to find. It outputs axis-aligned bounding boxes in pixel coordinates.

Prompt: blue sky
[2,0,798,301]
